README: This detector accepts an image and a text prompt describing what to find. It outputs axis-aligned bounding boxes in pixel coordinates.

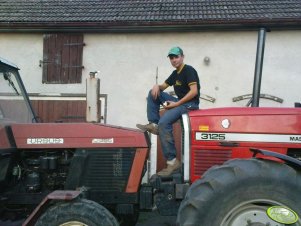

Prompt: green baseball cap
[167,47,183,57]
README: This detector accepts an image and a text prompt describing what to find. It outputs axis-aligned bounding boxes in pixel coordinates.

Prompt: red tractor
[0,28,301,226]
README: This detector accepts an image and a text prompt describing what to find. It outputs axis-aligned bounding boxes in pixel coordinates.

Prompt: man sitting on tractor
[137,46,200,176]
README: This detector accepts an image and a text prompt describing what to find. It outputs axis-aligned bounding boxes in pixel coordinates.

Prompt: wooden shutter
[42,34,84,84]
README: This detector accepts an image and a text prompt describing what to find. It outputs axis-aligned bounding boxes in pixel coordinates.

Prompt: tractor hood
[189,107,301,136]
[189,107,301,117]
[10,123,149,149]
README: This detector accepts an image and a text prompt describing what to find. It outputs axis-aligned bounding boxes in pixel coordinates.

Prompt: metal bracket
[39,60,53,67]
[200,93,216,103]
[233,93,283,106]
[63,42,86,46]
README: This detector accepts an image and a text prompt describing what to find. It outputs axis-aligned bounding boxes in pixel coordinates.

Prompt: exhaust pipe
[251,28,267,107]
[86,71,100,122]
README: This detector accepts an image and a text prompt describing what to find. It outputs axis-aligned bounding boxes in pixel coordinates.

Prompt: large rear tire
[35,198,119,226]
[177,158,301,226]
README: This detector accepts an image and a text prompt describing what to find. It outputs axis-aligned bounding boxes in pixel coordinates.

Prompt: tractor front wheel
[177,158,301,226]
[35,198,119,226]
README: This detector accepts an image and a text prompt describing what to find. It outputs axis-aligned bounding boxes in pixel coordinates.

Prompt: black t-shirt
[165,64,200,103]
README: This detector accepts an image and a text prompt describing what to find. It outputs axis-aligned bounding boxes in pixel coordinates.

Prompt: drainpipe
[251,28,267,107]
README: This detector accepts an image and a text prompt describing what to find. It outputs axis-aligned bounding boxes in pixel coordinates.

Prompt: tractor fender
[22,190,81,226]
[251,148,301,168]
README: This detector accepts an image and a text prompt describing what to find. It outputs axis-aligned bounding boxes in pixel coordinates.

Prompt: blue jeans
[147,90,199,161]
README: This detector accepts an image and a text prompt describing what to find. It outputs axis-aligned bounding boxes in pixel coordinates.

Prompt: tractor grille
[193,149,232,177]
[67,148,135,192]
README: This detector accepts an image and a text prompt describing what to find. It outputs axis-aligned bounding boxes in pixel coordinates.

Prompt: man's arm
[151,82,169,99]
[165,83,198,109]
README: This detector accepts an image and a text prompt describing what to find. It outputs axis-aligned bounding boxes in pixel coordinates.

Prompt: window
[41,34,84,84]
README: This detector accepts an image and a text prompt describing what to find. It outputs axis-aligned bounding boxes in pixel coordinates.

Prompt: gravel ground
[136,211,176,226]
[1,211,176,226]
[0,219,24,226]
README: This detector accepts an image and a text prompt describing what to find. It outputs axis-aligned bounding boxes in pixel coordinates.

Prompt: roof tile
[0,0,300,29]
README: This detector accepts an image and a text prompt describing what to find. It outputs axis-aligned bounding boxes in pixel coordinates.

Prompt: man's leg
[157,105,188,176]
[147,90,178,123]
[137,90,177,135]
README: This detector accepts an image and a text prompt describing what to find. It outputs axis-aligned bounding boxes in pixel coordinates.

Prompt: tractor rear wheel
[177,158,301,226]
[35,198,119,226]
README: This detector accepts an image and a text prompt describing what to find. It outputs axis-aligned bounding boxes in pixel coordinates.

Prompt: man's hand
[163,84,198,110]
[163,101,179,110]
[151,83,169,100]
[151,84,160,99]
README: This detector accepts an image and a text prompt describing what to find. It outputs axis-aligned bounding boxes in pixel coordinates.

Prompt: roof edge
[1,20,301,33]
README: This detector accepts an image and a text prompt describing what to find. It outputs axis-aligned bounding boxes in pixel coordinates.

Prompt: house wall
[0,30,300,128]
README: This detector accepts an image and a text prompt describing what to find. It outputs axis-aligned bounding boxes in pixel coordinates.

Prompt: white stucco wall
[0,30,300,128]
